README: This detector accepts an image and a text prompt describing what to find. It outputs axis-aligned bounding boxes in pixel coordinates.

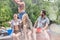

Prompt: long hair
[22,14,32,30]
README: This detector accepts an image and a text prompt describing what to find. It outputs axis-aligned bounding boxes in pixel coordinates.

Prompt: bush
[0,0,60,27]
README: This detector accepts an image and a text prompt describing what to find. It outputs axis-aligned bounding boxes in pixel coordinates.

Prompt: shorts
[36,28,42,33]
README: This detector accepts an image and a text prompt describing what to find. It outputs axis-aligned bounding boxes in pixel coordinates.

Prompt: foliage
[0,0,13,27]
[0,0,60,27]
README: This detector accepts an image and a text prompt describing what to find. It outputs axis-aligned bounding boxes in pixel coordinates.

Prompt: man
[34,9,49,30]
[14,0,26,20]
[33,9,50,40]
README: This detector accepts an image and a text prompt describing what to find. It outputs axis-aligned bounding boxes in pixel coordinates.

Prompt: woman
[8,14,21,40]
[22,14,32,40]
[14,0,26,20]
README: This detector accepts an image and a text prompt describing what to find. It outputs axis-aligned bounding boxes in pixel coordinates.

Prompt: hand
[42,28,45,30]
[20,21,22,23]
[7,21,11,25]
[14,0,20,4]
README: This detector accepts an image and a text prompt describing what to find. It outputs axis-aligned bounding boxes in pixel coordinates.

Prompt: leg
[16,32,21,40]
[32,27,37,40]
[42,30,50,40]
[24,32,28,40]
[23,29,28,40]
[28,30,32,40]
[12,33,17,40]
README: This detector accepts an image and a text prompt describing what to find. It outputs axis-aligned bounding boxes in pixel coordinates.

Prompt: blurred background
[0,0,60,27]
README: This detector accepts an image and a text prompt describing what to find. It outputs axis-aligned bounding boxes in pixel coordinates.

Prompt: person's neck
[14,19,18,21]
[20,9,25,13]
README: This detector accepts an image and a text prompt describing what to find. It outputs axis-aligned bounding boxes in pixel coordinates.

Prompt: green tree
[0,0,60,27]
[0,0,13,27]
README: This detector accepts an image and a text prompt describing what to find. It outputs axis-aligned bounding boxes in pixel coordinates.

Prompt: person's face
[13,14,18,20]
[40,11,45,17]
[20,4,24,10]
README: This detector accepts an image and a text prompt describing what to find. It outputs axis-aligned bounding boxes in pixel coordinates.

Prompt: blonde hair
[22,14,32,30]
[13,14,18,17]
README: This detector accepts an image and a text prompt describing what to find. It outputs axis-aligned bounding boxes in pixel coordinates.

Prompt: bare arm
[8,21,11,24]
[14,0,19,4]
[7,20,12,25]
[34,20,38,28]
[6,21,11,27]
[43,23,48,30]
[14,0,25,5]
